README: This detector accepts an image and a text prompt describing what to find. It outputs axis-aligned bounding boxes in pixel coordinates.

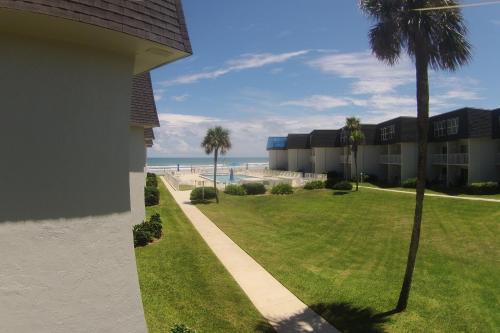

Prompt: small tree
[349,124,365,191]
[345,117,363,186]
[201,126,231,203]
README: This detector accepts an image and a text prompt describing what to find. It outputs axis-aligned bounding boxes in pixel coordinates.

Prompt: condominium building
[267,107,499,185]
[428,107,498,186]
[267,136,288,170]
[287,134,313,172]
[0,1,191,332]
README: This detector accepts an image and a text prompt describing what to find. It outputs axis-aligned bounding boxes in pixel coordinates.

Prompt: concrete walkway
[359,185,500,203]
[160,177,338,333]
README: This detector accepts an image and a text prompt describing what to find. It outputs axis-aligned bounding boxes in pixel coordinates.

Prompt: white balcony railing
[431,154,448,165]
[448,153,468,165]
[379,154,401,164]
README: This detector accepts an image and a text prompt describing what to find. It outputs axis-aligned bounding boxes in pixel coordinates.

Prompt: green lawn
[197,189,500,332]
[361,182,500,200]
[135,179,273,333]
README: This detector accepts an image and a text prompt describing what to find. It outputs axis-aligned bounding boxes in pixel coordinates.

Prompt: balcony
[448,153,468,165]
[380,154,401,164]
[431,154,447,165]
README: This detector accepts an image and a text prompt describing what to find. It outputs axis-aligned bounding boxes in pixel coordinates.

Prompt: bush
[361,173,378,183]
[242,183,266,195]
[133,224,153,247]
[142,215,162,239]
[190,187,217,202]
[145,186,160,206]
[332,181,353,191]
[171,324,196,333]
[402,178,418,188]
[271,183,293,195]
[304,180,324,190]
[146,176,158,187]
[224,184,246,195]
[467,182,499,195]
[325,171,343,189]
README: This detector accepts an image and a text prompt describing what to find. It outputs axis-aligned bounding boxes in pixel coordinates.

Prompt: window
[380,125,395,141]
[447,117,459,135]
[434,120,446,137]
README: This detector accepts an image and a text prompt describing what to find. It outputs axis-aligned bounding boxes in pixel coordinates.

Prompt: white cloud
[281,95,352,111]
[171,94,189,102]
[161,50,309,86]
[309,51,414,94]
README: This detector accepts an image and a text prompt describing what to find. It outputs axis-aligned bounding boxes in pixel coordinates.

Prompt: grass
[361,181,500,200]
[135,179,274,333]
[197,188,500,332]
[179,184,195,191]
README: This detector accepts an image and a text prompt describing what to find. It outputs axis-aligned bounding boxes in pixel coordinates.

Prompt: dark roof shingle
[130,72,159,128]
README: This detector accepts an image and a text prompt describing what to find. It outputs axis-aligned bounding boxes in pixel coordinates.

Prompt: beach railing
[163,171,180,191]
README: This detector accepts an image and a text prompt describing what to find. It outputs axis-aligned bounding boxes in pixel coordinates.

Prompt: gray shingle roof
[130,72,159,128]
[287,134,311,149]
[310,130,338,147]
[0,0,192,54]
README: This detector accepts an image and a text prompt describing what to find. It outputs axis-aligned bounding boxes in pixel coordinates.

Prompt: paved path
[359,186,500,203]
[161,177,338,333]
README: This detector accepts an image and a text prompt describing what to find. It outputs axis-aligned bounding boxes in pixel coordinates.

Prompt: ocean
[147,157,268,169]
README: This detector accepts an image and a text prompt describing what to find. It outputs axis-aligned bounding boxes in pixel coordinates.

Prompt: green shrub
[133,224,153,247]
[325,178,342,189]
[304,180,324,190]
[147,172,156,179]
[332,181,353,191]
[190,187,217,202]
[224,184,246,196]
[170,324,196,333]
[467,182,499,195]
[402,178,418,188]
[145,186,160,206]
[146,176,158,187]
[242,183,266,195]
[271,183,293,195]
[361,173,378,183]
[143,214,162,239]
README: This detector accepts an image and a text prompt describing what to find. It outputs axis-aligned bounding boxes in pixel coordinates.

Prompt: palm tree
[346,117,365,191]
[201,126,231,204]
[360,0,471,311]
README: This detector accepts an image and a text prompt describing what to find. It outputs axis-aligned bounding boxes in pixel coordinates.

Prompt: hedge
[332,181,353,191]
[304,180,324,190]
[241,183,266,195]
[271,183,293,195]
[190,187,217,202]
[133,214,163,247]
[466,181,499,195]
[145,186,160,206]
[224,184,246,196]
[402,178,418,188]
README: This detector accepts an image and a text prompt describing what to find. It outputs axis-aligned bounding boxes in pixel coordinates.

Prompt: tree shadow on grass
[333,191,350,196]
[255,302,397,333]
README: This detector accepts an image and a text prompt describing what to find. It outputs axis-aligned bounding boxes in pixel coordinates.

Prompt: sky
[149,0,500,157]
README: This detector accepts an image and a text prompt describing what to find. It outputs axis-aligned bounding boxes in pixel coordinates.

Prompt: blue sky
[149,0,500,157]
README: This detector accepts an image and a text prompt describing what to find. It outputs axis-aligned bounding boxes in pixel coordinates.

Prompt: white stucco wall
[401,142,418,182]
[468,138,497,183]
[312,147,342,174]
[130,126,147,226]
[0,35,147,332]
[288,149,312,172]
[269,150,288,170]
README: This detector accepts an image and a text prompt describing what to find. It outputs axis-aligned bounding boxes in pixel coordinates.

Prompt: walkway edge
[160,177,339,333]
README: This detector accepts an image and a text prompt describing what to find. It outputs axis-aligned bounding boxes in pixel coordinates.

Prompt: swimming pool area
[200,173,257,184]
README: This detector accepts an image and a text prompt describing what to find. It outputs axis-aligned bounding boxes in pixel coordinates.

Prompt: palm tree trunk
[397,46,429,312]
[214,148,219,203]
[354,148,359,191]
